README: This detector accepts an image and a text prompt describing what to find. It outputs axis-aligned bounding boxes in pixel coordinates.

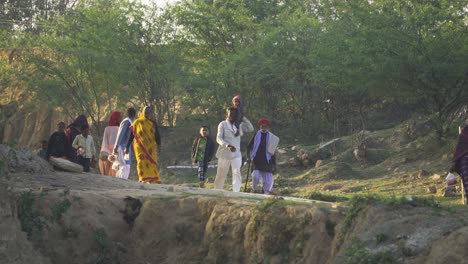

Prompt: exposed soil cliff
[1,165,468,264]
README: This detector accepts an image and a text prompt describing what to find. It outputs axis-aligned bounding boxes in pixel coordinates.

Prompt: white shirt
[216,117,253,160]
[72,134,96,159]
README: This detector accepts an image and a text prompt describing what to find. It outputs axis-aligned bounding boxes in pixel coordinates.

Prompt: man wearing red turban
[246,118,280,194]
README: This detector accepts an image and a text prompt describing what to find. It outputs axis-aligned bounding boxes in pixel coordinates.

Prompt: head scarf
[107,111,122,127]
[232,95,241,106]
[130,106,160,183]
[257,118,271,127]
[139,106,150,120]
[453,125,468,162]
[69,115,88,128]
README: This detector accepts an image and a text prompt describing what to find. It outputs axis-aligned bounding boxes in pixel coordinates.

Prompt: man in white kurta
[214,107,254,192]
[72,125,96,172]
[113,107,137,179]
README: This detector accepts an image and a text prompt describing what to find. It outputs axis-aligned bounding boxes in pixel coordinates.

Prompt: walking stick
[243,160,251,192]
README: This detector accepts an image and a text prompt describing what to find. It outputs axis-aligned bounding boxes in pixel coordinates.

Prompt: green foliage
[254,197,299,213]
[338,194,441,239]
[50,199,71,222]
[17,191,44,240]
[91,227,114,264]
[303,192,349,203]
[375,233,388,244]
[345,239,399,264]
[3,0,467,139]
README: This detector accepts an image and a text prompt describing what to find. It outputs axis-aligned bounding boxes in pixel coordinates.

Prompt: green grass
[161,124,463,215]
[337,194,444,240]
[50,199,71,222]
[345,239,399,264]
[91,228,114,264]
[17,191,44,240]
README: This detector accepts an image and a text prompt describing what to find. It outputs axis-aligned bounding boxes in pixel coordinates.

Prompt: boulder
[49,157,83,173]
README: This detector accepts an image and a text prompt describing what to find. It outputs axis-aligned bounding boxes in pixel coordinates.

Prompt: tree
[24,0,146,136]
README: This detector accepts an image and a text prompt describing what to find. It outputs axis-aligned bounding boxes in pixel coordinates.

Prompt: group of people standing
[41,94,280,194]
[42,106,162,184]
[191,95,280,194]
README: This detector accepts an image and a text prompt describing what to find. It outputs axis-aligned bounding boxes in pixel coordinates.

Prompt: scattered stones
[431,174,442,181]
[396,234,408,240]
[0,144,52,174]
[439,185,457,197]
[288,157,301,167]
[426,185,437,194]
[418,169,430,179]
[400,157,410,164]
[277,148,287,154]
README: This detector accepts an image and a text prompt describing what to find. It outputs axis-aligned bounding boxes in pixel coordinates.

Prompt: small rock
[426,185,437,194]
[396,234,408,240]
[439,185,457,197]
[315,160,323,168]
[288,157,301,166]
[431,174,442,181]
[277,149,287,154]
[418,169,430,178]
[116,242,127,253]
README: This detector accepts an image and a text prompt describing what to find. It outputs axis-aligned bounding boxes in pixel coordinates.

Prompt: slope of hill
[2,145,468,264]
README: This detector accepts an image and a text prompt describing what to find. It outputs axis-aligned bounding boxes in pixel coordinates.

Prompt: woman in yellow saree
[125,106,160,183]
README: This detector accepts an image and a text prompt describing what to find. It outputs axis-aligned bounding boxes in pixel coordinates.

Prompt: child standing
[38,140,48,160]
[72,124,96,172]
[191,126,215,188]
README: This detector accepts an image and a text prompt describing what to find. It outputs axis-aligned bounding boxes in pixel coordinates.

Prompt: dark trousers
[197,161,208,182]
[460,155,468,202]
[78,156,91,172]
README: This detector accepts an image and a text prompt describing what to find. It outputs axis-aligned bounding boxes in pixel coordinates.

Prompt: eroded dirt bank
[1,171,468,264]
[0,170,342,264]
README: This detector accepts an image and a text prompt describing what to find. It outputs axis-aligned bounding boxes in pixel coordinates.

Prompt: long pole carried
[243,161,251,192]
